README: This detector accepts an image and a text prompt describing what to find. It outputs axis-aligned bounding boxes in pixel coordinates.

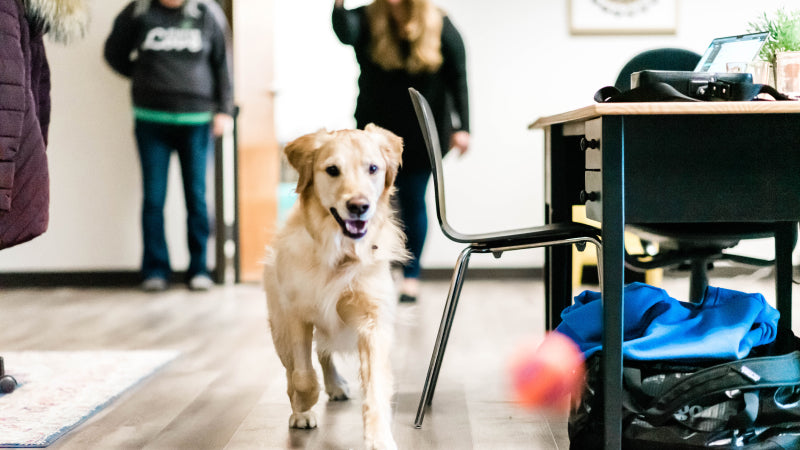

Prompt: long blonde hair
[366,0,443,74]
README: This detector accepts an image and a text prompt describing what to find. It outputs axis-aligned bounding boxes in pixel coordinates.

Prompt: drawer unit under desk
[581,118,602,221]
[574,114,800,224]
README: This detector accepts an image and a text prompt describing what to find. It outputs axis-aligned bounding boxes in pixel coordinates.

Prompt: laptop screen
[694,32,769,72]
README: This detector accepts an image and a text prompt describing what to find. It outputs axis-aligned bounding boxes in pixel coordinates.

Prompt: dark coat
[0,0,51,249]
[332,5,469,171]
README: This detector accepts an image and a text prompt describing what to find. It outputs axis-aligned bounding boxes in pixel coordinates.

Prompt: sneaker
[189,274,214,291]
[399,293,417,303]
[141,277,168,292]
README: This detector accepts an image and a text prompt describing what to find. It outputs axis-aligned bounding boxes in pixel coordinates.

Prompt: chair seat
[446,222,601,248]
[628,223,777,247]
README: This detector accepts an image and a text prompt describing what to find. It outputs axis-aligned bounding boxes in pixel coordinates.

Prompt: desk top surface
[529,100,800,129]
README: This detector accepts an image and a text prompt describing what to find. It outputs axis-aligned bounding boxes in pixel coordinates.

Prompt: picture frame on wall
[570,0,678,35]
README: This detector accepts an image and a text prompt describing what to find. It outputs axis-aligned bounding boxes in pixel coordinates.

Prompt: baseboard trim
[0,268,542,287]
[0,271,208,288]
[1,265,794,288]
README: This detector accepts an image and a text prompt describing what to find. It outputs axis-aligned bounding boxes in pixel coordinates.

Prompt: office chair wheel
[0,357,17,394]
[0,375,17,394]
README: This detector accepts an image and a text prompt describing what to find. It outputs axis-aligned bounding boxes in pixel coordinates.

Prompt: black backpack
[569,328,800,449]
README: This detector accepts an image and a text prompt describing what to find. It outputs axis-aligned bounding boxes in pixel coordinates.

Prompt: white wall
[0,0,795,273]
[274,0,797,269]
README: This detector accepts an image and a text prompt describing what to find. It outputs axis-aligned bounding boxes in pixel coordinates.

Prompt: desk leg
[775,221,795,331]
[601,116,624,450]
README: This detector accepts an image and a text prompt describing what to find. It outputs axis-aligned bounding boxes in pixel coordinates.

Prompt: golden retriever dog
[263,124,407,450]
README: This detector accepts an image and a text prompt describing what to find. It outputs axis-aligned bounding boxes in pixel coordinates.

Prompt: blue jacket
[556,282,779,361]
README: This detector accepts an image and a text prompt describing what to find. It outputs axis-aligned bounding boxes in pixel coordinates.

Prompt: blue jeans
[395,168,431,279]
[135,120,211,280]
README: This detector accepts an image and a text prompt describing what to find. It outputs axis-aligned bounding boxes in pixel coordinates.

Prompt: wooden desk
[530,101,800,449]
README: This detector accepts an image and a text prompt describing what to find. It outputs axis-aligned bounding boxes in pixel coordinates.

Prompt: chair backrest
[408,88,468,242]
[614,48,702,91]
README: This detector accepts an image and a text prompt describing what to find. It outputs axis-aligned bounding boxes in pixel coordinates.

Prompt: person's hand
[213,113,233,137]
[450,130,470,155]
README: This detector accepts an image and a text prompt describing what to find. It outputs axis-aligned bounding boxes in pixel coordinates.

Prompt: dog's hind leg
[286,320,320,429]
[318,351,350,401]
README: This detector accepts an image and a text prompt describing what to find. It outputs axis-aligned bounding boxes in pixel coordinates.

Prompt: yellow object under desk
[572,205,663,288]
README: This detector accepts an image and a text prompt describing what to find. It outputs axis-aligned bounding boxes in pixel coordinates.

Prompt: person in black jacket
[104,0,234,292]
[333,0,470,303]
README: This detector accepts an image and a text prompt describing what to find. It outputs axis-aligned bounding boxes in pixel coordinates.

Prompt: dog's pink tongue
[346,220,367,234]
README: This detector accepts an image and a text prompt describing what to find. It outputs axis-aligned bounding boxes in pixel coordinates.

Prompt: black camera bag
[594,70,793,103]
[569,328,800,449]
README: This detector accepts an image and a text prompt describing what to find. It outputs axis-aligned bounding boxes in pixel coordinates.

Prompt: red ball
[509,331,585,411]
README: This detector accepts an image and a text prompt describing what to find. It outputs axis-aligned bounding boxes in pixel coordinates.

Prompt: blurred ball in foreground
[509,331,585,410]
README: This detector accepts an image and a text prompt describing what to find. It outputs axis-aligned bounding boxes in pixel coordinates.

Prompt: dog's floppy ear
[284,129,330,194]
[365,123,403,189]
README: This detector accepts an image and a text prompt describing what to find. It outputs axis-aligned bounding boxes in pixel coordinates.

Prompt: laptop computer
[694,32,770,73]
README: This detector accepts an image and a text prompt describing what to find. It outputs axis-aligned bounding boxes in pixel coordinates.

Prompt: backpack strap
[627,351,800,425]
[727,82,793,101]
[594,82,700,103]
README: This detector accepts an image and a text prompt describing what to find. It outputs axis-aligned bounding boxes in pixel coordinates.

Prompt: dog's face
[284,124,403,240]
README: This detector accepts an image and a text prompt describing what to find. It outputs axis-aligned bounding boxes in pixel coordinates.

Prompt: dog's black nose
[346,197,370,216]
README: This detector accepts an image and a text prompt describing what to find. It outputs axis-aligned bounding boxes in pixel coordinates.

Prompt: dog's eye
[325,166,340,177]
[368,164,379,174]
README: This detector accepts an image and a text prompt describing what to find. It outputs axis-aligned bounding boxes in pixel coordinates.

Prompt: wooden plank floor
[1,268,797,449]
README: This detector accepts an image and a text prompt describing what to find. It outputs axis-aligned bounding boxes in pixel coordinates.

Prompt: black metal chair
[615,48,798,301]
[407,88,602,428]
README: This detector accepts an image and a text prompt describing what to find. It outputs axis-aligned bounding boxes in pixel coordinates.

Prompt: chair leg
[426,251,470,407]
[594,243,604,293]
[775,222,795,330]
[689,258,709,302]
[414,246,473,429]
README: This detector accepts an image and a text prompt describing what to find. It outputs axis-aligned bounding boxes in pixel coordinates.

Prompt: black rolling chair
[615,48,798,301]
[407,88,602,428]
[613,47,704,91]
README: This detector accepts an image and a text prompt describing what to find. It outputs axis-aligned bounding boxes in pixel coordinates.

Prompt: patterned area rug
[0,350,179,448]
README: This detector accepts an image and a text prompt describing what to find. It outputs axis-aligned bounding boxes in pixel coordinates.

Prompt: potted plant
[748,8,800,66]
[748,8,800,90]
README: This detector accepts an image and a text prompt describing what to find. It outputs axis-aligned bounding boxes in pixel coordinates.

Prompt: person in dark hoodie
[0,0,89,250]
[104,0,234,292]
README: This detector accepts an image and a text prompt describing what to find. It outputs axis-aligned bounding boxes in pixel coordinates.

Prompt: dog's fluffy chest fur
[265,200,402,350]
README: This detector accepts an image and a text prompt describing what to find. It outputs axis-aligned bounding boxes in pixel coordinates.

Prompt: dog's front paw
[365,427,397,450]
[365,435,397,450]
[289,411,317,429]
